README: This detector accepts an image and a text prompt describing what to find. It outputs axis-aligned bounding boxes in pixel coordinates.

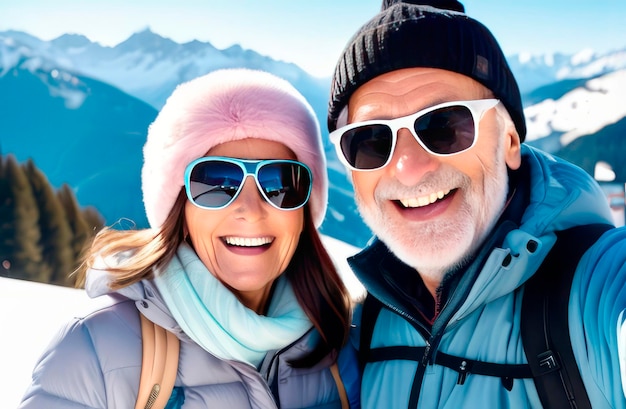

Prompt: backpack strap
[521,223,613,409]
[435,351,532,389]
[357,294,383,369]
[329,362,350,409]
[135,312,180,409]
[359,294,534,391]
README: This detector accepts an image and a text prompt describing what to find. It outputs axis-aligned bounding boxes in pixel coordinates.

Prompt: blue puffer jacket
[18,271,360,408]
[350,146,626,408]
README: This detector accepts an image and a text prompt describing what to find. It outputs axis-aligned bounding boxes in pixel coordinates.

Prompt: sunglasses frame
[330,99,500,171]
[184,156,312,211]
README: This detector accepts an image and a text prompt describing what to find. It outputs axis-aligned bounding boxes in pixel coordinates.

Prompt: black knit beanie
[328,0,526,141]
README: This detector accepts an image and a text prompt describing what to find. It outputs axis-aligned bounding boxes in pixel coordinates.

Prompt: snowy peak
[50,33,93,49]
[0,34,89,109]
[0,29,301,109]
[115,28,179,54]
[525,69,626,145]
[558,48,626,80]
[181,38,218,53]
[509,47,626,95]
[0,30,44,50]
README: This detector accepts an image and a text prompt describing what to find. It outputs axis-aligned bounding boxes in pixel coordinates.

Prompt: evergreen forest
[0,154,104,287]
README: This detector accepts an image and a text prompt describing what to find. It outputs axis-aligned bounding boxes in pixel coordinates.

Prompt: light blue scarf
[153,243,312,368]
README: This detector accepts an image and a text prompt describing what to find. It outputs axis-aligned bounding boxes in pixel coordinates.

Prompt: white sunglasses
[330,99,500,171]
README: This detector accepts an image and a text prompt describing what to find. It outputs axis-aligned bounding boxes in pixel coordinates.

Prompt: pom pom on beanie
[328,0,526,141]
[142,68,327,228]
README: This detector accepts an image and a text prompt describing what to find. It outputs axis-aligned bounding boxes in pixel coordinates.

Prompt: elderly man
[327,0,626,407]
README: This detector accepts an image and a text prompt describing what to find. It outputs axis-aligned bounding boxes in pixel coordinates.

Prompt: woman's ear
[182,220,189,241]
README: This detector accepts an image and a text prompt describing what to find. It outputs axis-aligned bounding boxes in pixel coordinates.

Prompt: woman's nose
[231,177,267,221]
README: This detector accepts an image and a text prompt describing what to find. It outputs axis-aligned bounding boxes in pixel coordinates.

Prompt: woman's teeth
[223,237,273,247]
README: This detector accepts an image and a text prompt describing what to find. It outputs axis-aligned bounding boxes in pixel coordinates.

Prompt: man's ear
[504,116,522,170]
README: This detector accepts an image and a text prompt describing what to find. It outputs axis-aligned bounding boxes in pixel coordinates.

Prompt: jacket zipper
[371,295,434,407]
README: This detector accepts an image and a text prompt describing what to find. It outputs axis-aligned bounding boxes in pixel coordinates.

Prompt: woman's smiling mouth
[222,236,274,247]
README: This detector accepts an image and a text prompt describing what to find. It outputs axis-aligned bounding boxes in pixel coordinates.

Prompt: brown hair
[74,191,187,289]
[286,206,351,366]
[75,189,351,365]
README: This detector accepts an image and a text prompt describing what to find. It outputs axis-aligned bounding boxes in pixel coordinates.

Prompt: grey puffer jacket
[18,277,360,408]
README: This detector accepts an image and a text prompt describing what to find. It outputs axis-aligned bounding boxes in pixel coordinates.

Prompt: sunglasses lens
[414,105,475,155]
[188,161,244,208]
[257,162,311,209]
[340,125,393,170]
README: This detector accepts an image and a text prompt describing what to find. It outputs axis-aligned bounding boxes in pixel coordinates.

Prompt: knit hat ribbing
[142,68,327,228]
[328,1,526,141]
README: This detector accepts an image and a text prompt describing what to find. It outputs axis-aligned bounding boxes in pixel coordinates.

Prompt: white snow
[0,276,112,408]
[570,48,595,66]
[524,69,626,144]
[323,235,367,300]
[0,234,365,408]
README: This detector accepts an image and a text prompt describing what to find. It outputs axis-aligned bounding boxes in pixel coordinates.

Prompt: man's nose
[389,129,439,186]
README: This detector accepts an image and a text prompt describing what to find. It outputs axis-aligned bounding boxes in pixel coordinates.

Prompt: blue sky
[1,0,624,77]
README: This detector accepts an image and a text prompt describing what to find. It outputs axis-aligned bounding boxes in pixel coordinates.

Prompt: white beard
[355,142,509,286]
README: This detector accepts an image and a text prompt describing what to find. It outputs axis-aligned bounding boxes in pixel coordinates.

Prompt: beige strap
[330,362,350,409]
[135,313,180,409]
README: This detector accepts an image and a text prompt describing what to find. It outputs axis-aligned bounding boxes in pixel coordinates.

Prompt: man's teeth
[399,189,451,208]
[224,237,273,247]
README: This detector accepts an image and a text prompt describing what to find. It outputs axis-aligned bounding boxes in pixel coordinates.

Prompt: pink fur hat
[142,68,327,228]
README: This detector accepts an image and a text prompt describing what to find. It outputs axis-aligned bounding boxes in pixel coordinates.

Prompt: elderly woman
[18,69,360,409]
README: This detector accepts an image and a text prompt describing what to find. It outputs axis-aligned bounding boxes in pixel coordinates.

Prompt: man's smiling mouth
[398,189,453,208]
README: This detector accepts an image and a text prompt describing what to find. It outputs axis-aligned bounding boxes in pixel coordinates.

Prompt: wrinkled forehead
[338,68,494,126]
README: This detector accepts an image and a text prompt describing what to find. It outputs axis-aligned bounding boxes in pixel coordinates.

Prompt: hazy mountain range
[1,29,625,247]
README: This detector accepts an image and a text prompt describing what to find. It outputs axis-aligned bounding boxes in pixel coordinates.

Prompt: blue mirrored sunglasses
[184,157,312,210]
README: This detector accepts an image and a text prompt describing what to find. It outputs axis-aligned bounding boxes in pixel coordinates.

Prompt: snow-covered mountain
[1,29,626,246]
[522,69,626,182]
[508,47,626,95]
[1,28,329,111]
[0,29,372,247]
[525,70,626,145]
[4,29,626,151]
[502,48,626,168]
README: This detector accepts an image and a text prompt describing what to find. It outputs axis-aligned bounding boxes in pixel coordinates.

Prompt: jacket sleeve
[570,226,626,408]
[17,318,108,408]
[18,300,142,409]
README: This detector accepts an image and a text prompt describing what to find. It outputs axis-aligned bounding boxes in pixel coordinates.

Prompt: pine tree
[23,159,74,286]
[74,205,105,287]
[57,184,92,264]
[82,206,105,236]
[0,155,46,282]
